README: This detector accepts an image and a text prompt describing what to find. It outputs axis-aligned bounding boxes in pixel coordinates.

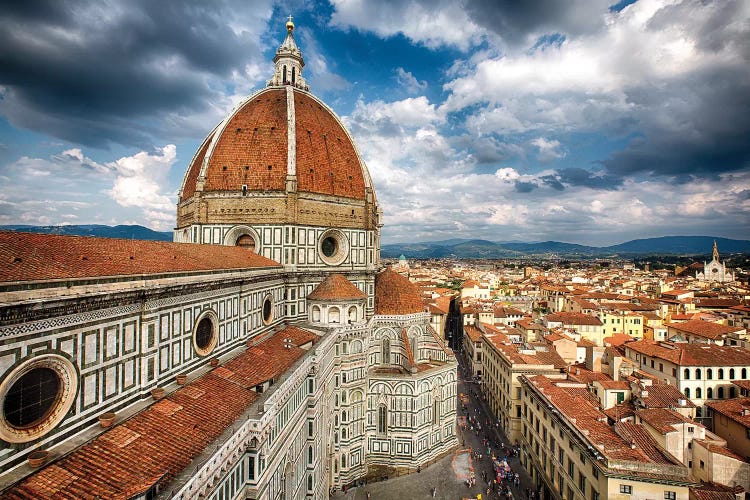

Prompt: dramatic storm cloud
[0,0,748,245]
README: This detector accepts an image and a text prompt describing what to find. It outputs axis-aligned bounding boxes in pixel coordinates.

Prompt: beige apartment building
[481,331,566,443]
[520,375,696,500]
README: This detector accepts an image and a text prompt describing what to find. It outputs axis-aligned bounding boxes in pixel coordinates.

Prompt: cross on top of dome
[268,16,308,90]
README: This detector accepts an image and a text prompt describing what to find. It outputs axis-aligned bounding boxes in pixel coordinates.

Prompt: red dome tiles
[374,269,425,315]
[307,273,367,301]
[179,87,367,203]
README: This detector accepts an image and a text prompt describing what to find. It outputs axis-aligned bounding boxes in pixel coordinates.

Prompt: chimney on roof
[679,399,686,407]
[741,407,750,417]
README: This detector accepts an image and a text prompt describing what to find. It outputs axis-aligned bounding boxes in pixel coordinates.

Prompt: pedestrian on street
[431,486,437,498]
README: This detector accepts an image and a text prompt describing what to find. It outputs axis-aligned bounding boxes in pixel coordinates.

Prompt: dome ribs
[181,88,368,202]
[180,132,214,201]
[294,92,365,199]
[204,89,288,193]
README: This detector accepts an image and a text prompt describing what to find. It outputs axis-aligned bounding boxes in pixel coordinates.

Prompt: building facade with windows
[623,340,750,414]
[519,375,695,500]
[0,19,457,499]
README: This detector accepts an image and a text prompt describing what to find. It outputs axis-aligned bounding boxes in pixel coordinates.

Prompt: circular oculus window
[0,355,78,443]
[262,295,274,325]
[193,311,218,357]
[318,230,349,266]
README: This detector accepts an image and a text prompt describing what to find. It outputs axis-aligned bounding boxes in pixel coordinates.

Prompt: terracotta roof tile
[4,326,318,499]
[307,273,366,300]
[666,319,743,340]
[180,88,367,202]
[0,232,280,283]
[464,325,483,343]
[638,384,696,409]
[626,340,750,366]
[375,269,425,315]
[706,397,750,429]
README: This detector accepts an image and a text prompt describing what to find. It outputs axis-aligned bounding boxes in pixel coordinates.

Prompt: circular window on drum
[262,295,274,325]
[0,355,78,443]
[318,229,349,266]
[193,311,218,357]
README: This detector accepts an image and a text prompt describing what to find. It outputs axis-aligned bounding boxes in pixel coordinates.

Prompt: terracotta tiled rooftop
[0,232,281,283]
[307,273,366,300]
[690,481,745,500]
[464,324,483,343]
[637,383,696,409]
[666,318,744,339]
[180,87,366,202]
[3,326,318,500]
[706,397,750,429]
[692,439,745,462]
[374,269,425,315]
[625,340,750,366]
[525,375,690,478]
[636,408,696,434]
[615,421,682,465]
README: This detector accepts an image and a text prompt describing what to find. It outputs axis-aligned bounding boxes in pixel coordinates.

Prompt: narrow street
[331,353,538,499]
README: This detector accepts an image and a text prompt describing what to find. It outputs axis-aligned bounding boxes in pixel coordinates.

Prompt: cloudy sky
[1,0,748,246]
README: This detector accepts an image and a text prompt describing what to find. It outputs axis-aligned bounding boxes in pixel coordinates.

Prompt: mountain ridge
[2,225,747,258]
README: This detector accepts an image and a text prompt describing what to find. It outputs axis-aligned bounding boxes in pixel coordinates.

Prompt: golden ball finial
[286,15,294,32]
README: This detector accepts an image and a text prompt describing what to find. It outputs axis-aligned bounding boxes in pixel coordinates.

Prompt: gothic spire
[712,240,720,262]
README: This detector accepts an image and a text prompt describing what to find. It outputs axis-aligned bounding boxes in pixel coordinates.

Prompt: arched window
[329,307,340,324]
[292,67,296,84]
[696,387,702,399]
[433,398,440,425]
[743,368,747,379]
[730,387,737,398]
[348,306,357,324]
[283,65,287,83]
[718,387,725,399]
[707,387,713,399]
[684,368,690,380]
[730,368,736,379]
[382,338,391,364]
[696,369,702,380]
[342,428,347,439]
[684,387,691,399]
[308,475,313,491]
[342,392,347,404]
[707,369,713,380]
[378,404,387,433]
[719,368,724,379]
[341,454,346,468]
[312,305,321,322]
[308,446,313,464]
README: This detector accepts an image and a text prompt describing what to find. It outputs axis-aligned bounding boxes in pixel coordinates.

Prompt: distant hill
[2,226,747,259]
[602,236,750,254]
[0,224,173,241]
[382,235,750,259]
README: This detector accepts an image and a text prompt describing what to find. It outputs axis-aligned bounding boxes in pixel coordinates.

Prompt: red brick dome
[375,269,425,315]
[308,274,367,301]
[179,87,369,202]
